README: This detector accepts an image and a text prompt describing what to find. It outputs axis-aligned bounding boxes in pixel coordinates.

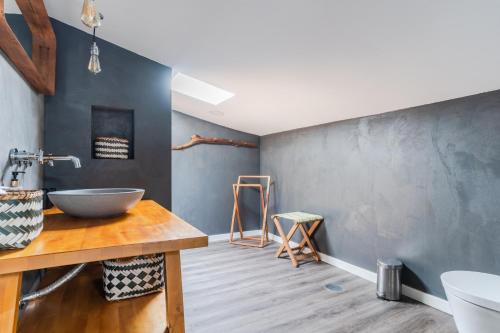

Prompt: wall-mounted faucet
[42,154,82,168]
[9,149,82,169]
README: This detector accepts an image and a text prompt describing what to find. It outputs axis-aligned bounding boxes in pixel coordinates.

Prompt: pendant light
[88,26,102,74]
[81,0,101,28]
[81,0,103,74]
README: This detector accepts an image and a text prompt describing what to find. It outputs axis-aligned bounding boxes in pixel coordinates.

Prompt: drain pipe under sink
[20,263,87,305]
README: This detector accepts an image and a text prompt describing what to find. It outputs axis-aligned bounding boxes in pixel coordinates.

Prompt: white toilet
[441,271,500,333]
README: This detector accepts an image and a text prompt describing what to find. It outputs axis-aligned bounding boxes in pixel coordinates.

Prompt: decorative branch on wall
[0,0,56,95]
[172,134,258,151]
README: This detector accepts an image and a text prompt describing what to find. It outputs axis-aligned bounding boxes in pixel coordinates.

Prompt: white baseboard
[402,284,450,314]
[266,232,451,314]
[208,230,262,242]
[319,253,377,283]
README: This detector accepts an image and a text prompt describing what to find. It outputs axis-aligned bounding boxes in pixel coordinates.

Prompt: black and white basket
[0,190,44,249]
[94,136,129,159]
[102,254,165,301]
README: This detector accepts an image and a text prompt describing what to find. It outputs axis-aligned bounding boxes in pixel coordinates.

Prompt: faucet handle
[37,149,44,165]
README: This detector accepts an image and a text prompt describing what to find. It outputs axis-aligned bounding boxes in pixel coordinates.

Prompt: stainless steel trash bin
[376,258,402,301]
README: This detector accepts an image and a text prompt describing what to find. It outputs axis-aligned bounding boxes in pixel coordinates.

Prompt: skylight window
[172,73,234,105]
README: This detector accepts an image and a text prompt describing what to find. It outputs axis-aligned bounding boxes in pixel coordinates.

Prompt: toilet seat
[441,271,500,312]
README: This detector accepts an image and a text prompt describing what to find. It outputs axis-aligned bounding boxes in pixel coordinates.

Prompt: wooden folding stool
[272,212,323,268]
[229,176,271,248]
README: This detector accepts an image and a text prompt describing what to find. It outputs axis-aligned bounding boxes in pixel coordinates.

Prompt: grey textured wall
[43,19,172,208]
[0,53,44,189]
[261,90,500,298]
[172,111,260,235]
[0,50,44,296]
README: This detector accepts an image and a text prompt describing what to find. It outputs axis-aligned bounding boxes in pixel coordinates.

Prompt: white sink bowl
[48,188,145,218]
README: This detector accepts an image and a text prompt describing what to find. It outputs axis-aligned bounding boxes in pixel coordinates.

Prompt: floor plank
[182,242,457,333]
[18,242,457,333]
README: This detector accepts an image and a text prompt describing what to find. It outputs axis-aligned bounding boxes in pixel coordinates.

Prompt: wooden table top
[0,200,208,275]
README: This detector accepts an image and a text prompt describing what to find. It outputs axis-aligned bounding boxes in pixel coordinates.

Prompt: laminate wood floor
[182,242,457,333]
[19,241,458,333]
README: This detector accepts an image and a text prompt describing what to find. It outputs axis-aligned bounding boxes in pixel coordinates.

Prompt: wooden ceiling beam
[0,0,56,95]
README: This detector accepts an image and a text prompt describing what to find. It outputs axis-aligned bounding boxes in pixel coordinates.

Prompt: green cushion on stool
[272,212,323,223]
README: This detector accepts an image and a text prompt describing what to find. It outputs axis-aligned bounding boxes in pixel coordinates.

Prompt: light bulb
[81,0,101,28]
[88,42,101,74]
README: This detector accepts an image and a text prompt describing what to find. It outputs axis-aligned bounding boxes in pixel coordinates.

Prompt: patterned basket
[102,254,165,301]
[94,136,129,159]
[0,190,44,249]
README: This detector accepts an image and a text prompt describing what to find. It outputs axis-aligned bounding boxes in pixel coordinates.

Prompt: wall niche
[91,106,135,160]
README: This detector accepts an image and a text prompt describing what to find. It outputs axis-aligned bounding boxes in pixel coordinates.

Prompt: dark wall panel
[172,111,260,235]
[44,19,172,208]
[261,90,500,298]
[5,14,32,56]
[91,106,135,159]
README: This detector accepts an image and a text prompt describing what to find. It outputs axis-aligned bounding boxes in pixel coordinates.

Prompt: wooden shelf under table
[19,263,168,333]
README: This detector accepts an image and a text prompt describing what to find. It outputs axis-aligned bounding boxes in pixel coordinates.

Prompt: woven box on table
[94,136,129,159]
[0,190,44,249]
[102,254,165,301]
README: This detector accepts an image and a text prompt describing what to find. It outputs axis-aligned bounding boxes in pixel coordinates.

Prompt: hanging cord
[91,13,103,42]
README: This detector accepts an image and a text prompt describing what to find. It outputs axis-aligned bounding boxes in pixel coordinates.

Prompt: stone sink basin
[48,188,145,218]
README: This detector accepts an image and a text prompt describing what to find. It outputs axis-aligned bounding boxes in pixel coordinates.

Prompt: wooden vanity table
[0,200,208,333]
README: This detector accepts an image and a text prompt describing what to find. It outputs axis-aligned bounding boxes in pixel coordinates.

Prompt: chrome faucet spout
[43,155,82,168]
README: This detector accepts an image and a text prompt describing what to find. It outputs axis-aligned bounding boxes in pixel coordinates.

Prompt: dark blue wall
[261,90,500,298]
[43,19,172,208]
[172,111,260,235]
[5,15,31,56]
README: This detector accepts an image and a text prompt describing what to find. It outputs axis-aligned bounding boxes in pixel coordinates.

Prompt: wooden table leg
[296,220,322,253]
[258,186,267,247]
[275,223,299,258]
[0,272,22,333]
[164,251,185,333]
[298,224,321,262]
[273,218,299,268]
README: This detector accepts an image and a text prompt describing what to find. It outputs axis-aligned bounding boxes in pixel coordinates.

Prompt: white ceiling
[7,0,500,135]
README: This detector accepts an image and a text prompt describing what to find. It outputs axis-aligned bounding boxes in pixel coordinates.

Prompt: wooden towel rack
[229,175,271,248]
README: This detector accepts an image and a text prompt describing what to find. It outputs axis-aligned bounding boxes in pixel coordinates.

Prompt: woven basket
[0,190,44,249]
[102,254,165,301]
[94,136,129,159]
